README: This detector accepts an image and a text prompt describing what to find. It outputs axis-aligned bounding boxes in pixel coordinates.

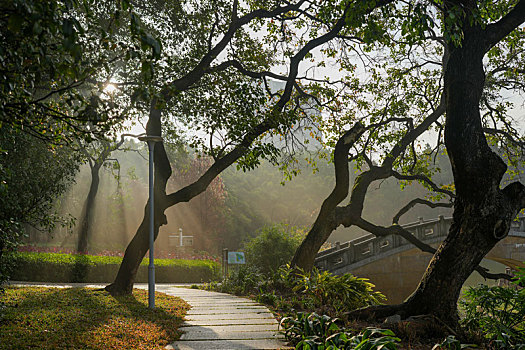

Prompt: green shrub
[207,264,385,318]
[280,312,341,345]
[490,333,525,350]
[280,312,400,350]
[216,265,264,295]
[243,224,304,275]
[292,267,386,314]
[460,282,525,344]
[432,335,477,350]
[9,252,220,283]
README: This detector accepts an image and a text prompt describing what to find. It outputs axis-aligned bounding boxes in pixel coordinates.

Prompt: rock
[384,314,402,323]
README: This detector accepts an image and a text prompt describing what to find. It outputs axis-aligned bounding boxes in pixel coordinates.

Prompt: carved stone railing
[315,215,525,274]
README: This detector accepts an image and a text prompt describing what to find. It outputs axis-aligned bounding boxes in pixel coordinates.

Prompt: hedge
[9,252,221,283]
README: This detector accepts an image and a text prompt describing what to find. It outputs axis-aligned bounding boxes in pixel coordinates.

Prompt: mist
[24,144,454,257]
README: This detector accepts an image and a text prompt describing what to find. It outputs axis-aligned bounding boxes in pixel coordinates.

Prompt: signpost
[227,251,246,264]
[169,228,193,247]
[222,249,245,278]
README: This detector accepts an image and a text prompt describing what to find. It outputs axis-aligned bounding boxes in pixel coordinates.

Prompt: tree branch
[393,198,453,225]
[484,0,525,52]
[353,217,512,281]
[391,170,456,198]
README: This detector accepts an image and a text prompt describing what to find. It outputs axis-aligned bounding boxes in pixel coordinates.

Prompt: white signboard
[169,228,193,247]
[227,252,246,264]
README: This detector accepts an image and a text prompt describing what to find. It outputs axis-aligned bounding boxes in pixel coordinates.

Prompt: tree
[0,126,79,284]
[0,0,129,141]
[290,0,525,328]
[76,137,125,253]
[105,0,397,295]
[1,0,157,281]
[398,0,525,327]
[0,0,116,283]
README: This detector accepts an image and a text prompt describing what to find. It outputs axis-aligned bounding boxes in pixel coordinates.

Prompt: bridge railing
[315,216,452,272]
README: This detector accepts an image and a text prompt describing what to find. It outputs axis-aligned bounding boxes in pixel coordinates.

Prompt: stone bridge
[314,216,525,303]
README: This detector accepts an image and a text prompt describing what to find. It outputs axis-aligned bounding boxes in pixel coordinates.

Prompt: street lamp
[138,134,163,309]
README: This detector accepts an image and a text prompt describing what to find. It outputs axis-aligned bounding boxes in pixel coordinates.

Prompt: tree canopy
[2,0,525,329]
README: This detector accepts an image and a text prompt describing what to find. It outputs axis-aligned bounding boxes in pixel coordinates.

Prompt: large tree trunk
[105,107,171,295]
[104,1,399,295]
[301,2,525,328]
[383,21,520,326]
[291,124,366,270]
[77,164,101,253]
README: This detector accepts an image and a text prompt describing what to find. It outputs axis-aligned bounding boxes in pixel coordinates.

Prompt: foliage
[243,223,305,274]
[213,264,264,296]
[432,335,477,350]
[490,333,525,350]
[9,252,220,283]
[0,0,136,139]
[0,287,189,349]
[280,312,340,347]
[0,127,80,287]
[292,267,386,314]
[460,271,525,344]
[0,0,162,286]
[206,264,384,319]
[18,245,219,261]
[280,312,400,350]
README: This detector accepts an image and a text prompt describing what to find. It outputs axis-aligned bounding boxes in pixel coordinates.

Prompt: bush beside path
[9,252,220,283]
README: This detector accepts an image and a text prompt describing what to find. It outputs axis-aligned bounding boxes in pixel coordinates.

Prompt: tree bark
[105,106,171,295]
[77,163,101,253]
[399,20,519,326]
[291,123,366,269]
[350,5,525,327]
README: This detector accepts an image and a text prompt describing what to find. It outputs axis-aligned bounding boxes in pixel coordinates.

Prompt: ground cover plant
[209,255,525,348]
[280,312,400,350]
[206,224,386,323]
[207,264,385,319]
[9,252,219,283]
[459,267,525,348]
[0,287,189,349]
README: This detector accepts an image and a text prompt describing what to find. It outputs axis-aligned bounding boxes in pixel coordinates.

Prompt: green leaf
[7,14,24,33]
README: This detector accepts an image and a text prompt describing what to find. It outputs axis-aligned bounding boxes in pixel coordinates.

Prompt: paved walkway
[9,282,291,350]
[143,286,291,350]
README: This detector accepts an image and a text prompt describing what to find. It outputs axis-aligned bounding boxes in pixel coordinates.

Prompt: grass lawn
[0,287,190,350]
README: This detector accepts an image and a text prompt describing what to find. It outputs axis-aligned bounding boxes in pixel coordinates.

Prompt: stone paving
[142,286,292,350]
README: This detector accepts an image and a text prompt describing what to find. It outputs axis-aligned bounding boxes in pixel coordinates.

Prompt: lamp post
[138,134,163,309]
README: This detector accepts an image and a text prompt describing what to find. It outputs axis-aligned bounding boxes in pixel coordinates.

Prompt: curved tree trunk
[398,22,520,326]
[291,123,366,269]
[294,2,525,328]
[77,164,101,253]
[350,9,525,327]
[104,0,401,295]
[105,106,171,295]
